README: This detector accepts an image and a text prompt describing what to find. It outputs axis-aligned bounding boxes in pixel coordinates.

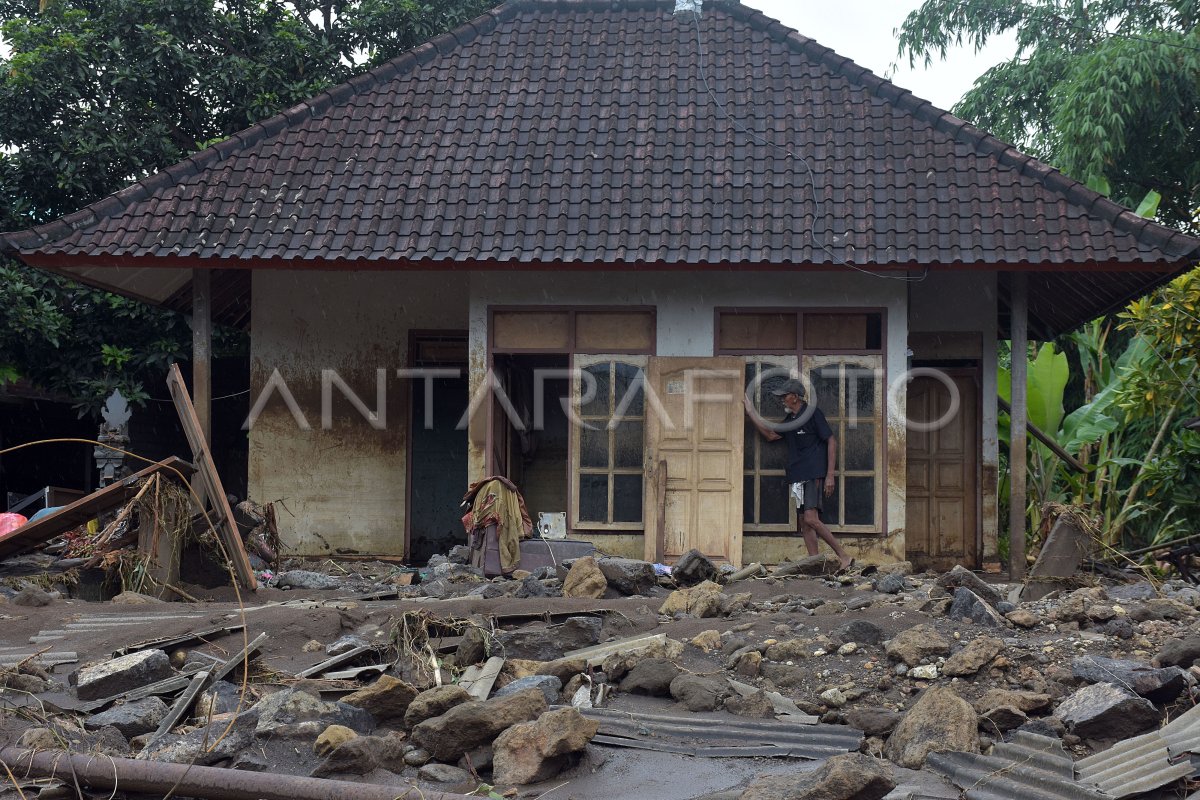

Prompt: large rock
[659,580,726,618]
[602,637,685,682]
[411,687,547,762]
[874,572,911,595]
[492,708,599,785]
[139,713,257,765]
[342,675,418,722]
[835,620,884,646]
[495,675,562,705]
[1072,655,1188,703]
[254,689,373,738]
[620,658,681,696]
[1055,682,1160,739]
[935,565,1002,607]
[507,656,586,684]
[844,707,903,737]
[672,549,718,587]
[453,624,490,666]
[774,554,839,576]
[312,734,407,777]
[496,616,602,661]
[943,636,1005,677]
[563,557,607,599]
[313,724,357,756]
[1056,587,1108,623]
[739,752,895,800]
[947,588,1005,626]
[597,557,656,595]
[670,674,729,712]
[885,686,979,768]
[75,650,174,701]
[84,696,168,738]
[404,685,471,729]
[1156,636,1200,669]
[884,624,950,667]
[972,689,1051,716]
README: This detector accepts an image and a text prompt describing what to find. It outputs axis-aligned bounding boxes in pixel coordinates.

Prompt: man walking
[745,378,853,570]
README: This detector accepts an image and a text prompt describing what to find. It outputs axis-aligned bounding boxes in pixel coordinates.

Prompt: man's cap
[769,379,807,398]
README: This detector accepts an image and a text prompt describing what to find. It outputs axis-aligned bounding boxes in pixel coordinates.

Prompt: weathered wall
[468,270,910,565]
[249,270,468,556]
[908,271,1000,561]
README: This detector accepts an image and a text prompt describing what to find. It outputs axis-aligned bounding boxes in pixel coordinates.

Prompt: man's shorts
[790,479,824,512]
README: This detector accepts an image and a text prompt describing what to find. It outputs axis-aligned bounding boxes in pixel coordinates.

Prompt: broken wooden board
[322,664,390,681]
[459,656,504,700]
[294,644,375,679]
[0,458,194,562]
[143,669,209,751]
[166,363,256,591]
[208,632,269,685]
[564,633,669,667]
[1023,514,1091,602]
[112,623,246,658]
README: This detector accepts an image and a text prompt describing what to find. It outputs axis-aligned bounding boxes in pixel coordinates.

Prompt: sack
[469,524,505,578]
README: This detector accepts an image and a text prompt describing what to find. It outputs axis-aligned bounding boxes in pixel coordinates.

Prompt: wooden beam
[997,397,1086,473]
[191,268,212,445]
[1009,272,1029,580]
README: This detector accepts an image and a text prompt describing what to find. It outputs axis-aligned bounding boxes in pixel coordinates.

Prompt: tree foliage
[896,0,1200,230]
[0,0,488,411]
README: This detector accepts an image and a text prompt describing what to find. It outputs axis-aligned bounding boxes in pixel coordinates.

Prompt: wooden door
[643,357,744,566]
[906,371,979,571]
[487,358,511,478]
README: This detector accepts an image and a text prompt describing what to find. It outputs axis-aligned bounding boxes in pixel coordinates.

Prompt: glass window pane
[845,424,875,471]
[823,479,842,526]
[743,421,757,469]
[810,366,841,417]
[844,476,875,525]
[613,475,642,523]
[613,362,644,417]
[760,436,787,470]
[613,420,644,469]
[580,363,610,417]
[805,313,867,349]
[760,477,790,524]
[578,474,609,522]
[579,426,609,468]
[865,313,883,350]
[743,474,755,524]
[847,365,876,418]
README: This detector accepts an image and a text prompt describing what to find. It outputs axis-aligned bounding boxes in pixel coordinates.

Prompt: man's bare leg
[803,508,852,568]
[798,516,820,556]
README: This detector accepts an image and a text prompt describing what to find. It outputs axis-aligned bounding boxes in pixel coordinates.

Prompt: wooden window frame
[490,306,657,355]
[743,355,799,533]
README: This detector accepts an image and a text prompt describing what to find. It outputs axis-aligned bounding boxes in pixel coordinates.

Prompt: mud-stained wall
[249,270,469,557]
[468,270,910,566]
[908,272,1000,561]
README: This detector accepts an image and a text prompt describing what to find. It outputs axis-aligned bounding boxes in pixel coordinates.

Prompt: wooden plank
[112,623,245,658]
[294,644,374,679]
[1010,273,1029,580]
[143,669,209,751]
[167,363,256,591]
[459,656,504,700]
[209,632,269,685]
[0,458,194,561]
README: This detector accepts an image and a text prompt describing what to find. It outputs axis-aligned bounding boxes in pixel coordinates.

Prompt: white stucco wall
[908,271,1000,560]
[248,270,468,556]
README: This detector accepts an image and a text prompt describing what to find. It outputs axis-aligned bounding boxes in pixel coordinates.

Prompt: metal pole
[1009,272,1028,580]
[0,747,476,800]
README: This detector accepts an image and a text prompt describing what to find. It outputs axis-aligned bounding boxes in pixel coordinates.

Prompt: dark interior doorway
[406,333,469,565]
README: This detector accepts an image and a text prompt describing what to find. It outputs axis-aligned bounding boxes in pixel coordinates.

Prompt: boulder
[404,685,472,729]
[506,657,587,684]
[410,687,547,762]
[596,557,656,595]
[496,616,602,661]
[1056,587,1108,623]
[690,630,723,652]
[602,637,685,681]
[419,763,473,784]
[835,620,884,646]
[342,675,418,722]
[874,573,911,594]
[844,707,903,737]
[659,580,725,618]
[1005,608,1041,628]
[620,658,681,696]
[563,557,607,599]
[739,752,895,800]
[1055,682,1160,739]
[980,706,1027,732]
[947,588,1005,626]
[1071,655,1188,703]
[885,686,979,768]
[492,707,599,785]
[313,724,357,756]
[884,624,950,667]
[75,650,173,701]
[140,713,257,765]
[935,565,1002,607]
[1156,636,1200,669]
[725,691,775,719]
[496,674,562,705]
[973,689,1051,716]
[943,636,1005,677]
[12,587,54,607]
[453,624,490,666]
[84,696,168,738]
[670,674,729,712]
[311,736,388,777]
[254,689,373,738]
[672,549,719,587]
[18,728,60,749]
[110,591,165,605]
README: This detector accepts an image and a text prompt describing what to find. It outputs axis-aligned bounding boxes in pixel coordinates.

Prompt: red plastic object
[0,513,28,536]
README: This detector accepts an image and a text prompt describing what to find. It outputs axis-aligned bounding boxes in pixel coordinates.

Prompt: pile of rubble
[2,549,1199,799]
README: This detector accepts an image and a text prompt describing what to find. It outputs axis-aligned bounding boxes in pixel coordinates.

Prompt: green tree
[0,0,488,411]
[896,0,1200,230]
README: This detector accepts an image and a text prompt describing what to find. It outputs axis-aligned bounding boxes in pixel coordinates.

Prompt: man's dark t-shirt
[782,406,834,483]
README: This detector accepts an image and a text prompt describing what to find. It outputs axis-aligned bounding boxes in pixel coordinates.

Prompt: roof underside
[3,0,1198,334]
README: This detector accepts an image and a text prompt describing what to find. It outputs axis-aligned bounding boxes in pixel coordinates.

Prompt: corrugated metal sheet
[927,732,1106,800]
[1074,702,1200,799]
[574,706,862,760]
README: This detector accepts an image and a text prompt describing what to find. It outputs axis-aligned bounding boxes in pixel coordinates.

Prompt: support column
[1009,272,1028,580]
[191,269,212,445]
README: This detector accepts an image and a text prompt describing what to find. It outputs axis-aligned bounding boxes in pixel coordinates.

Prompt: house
[4,0,1198,571]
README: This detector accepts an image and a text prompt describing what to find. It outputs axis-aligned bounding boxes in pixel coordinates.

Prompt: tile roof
[3,0,1199,275]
